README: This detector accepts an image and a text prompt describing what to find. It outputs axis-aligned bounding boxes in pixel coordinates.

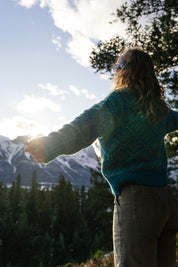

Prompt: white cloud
[37,82,69,97]
[100,73,111,80]
[39,0,48,8]
[37,82,59,95]
[69,85,96,99]
[17,0,39,8]
[66,33,95,67]
[16,0,126,67]
[47,0,126,39]
[52,36,62,50]
[47,0,126,67]
[69,85,80,96]
[0,115,69,139]
[17,95,61,113]
[81,89,96,100]
[46,0,126,67]
[60,96,66,101]
[0,116,50,139]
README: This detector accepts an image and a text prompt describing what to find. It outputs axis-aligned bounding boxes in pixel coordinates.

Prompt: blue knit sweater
[39,89,178,195]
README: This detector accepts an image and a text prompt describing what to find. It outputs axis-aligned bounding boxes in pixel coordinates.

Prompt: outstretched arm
[24,95,114,164]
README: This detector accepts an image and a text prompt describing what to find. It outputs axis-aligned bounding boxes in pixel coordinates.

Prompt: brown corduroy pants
[113,185,178,267]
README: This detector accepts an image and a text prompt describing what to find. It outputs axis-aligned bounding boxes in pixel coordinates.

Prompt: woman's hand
[24,139,46,163]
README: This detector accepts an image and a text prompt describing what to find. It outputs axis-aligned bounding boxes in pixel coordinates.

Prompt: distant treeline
[0,169,114,267]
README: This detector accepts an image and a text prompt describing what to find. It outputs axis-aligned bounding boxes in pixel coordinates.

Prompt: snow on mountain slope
[0,135,99,188]
[1,135,176,189]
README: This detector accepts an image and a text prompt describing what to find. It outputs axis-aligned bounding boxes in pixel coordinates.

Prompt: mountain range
[0,135,99,189]
[0,135,177,189]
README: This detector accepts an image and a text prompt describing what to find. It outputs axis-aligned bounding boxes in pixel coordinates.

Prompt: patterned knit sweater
[38,89,178,195]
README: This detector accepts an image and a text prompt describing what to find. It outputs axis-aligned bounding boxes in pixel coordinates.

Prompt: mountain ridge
[0,134,177,189]
[0,135,99,189]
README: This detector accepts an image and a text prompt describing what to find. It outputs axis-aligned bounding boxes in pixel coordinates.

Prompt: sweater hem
[104,170,168,196]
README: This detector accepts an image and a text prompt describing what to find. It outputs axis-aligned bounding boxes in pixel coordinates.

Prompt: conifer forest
[0,168,178,267]
[0,169,115,266]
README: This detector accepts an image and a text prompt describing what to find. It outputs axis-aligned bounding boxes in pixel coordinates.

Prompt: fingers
[24,140,35,152]
[24,139,46,163]
[32,149,46,162]
[32,156,46,163]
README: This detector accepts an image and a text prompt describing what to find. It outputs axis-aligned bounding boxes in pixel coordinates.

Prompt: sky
[0,0,126,139]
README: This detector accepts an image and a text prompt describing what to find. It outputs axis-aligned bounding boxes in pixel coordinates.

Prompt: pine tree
[86,168,113,253]
[26,170,40,225]
[72,211,90,262]
[38,188,52,232]
[79,185,87,216]
[51,175,80,265]
[9,173,24,223]
[90,0,177,106]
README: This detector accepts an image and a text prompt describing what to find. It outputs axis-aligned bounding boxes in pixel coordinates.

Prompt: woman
[24,48,178,266]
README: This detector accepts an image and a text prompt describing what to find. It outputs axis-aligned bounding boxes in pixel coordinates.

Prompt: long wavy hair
[113,47,169,123]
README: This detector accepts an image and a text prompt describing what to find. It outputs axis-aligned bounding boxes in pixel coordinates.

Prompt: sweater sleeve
[167,109,178,133]
[38,96,114,163]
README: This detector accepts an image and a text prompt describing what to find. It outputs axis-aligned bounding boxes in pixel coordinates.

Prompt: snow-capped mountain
[0,135,177,189]
[0,135,99,188]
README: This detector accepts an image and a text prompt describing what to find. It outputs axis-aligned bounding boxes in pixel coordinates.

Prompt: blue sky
[0,0,125,139]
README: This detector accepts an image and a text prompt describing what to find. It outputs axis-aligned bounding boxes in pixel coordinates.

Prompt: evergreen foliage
[0,171,113,266]
[0,169,177,266]
[90,0,177,107]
